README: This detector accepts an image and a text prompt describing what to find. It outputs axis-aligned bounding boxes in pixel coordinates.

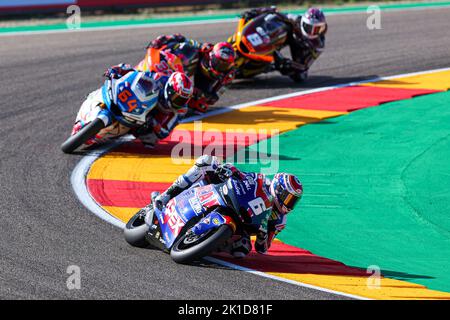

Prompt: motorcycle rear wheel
[61,118,105,154]
[170,225,233,264]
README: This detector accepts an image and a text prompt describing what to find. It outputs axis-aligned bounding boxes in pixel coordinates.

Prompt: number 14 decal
[249,197,267,216]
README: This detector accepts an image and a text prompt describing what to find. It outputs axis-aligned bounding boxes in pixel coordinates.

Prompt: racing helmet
[163,71,194,111]
[171,40,200,77]
[201,42,236,79]
[297,8,327,40]
[270,173,303,215]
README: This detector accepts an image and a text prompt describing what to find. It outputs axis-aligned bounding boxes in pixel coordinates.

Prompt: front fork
[97,108,114,127]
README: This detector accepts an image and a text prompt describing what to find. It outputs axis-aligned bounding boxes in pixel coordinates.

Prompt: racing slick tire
[124,211,150,248]
[61,118,105,154]
[170,224,233,264]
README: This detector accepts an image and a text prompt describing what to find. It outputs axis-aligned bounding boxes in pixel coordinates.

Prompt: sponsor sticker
[188,197,203,214]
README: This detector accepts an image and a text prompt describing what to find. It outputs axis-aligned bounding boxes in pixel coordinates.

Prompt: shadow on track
[192,253,435,283]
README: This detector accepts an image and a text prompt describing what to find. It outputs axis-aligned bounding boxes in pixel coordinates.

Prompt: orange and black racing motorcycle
[227,12,305,80]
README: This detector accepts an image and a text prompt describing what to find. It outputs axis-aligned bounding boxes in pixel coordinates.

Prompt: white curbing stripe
[70,66,450,300]
[70,137,133,229]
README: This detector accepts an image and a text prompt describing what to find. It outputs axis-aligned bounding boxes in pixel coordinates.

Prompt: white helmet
[298,8,327,40]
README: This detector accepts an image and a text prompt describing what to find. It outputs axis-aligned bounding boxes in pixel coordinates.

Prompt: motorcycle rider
[73,63,194,148]
[240,6,327,82]
[140,34,236,113]
[153,155,303,258]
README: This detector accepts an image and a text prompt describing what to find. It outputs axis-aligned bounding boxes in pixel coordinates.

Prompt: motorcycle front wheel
[124,210,151,248]
[61,118,105,154]
[170,224,233,264]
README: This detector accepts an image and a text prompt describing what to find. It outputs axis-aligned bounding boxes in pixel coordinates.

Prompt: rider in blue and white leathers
[153,155,304,258]
[72,63,193,148]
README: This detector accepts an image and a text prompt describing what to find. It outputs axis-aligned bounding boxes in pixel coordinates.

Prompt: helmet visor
[302,21,326,36]
[210,54,232,74]
[170,94,190,109]
[276,184,300,212]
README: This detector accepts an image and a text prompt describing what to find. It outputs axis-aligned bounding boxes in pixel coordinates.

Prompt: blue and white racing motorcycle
[61,70,161,153]
[124,174,271,264]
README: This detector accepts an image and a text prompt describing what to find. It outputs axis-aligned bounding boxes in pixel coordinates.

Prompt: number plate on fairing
[228,174,272,226]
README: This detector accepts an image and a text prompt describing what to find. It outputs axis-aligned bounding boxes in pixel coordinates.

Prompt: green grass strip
[2,1,450,34]
[234,90,450,293]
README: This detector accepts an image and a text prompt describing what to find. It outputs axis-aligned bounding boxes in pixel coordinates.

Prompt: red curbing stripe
[87,179,171,207]
[260,86,440,112]
[214,240,368,276]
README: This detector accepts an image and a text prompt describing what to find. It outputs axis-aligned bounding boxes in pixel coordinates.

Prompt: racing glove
[189,98,209,113]
[214,165,233,182]
[154,192,171,208]
[255,212,287,254]
[199,42,214,53]
[148,33,186,49]
[241,6,277,21]
[152,120,170,139]
[104,63,134,79]
[214,163,243,181]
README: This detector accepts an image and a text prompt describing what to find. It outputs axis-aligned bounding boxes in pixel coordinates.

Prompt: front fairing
[225,176,271,229]
[101,72,159,128]
[155,175,271,248]
[139,46,188,76]
[241,14,289,55]
[155,183,228,249]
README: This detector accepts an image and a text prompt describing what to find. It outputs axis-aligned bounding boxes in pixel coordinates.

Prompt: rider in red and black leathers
[241,6,327,82]
[153,155,303,258]
[144,34,236,114]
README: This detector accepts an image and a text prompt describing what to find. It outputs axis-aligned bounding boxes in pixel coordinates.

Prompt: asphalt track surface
[1,8,449,299]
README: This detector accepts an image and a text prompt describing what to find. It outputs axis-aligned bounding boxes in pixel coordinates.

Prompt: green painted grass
[234,90,450,293]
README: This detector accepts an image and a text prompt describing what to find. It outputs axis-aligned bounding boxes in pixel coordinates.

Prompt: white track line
[71,137,133,229]
[70,66,449,300]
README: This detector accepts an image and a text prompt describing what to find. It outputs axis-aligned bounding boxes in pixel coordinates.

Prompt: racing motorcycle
[136,42,232,114]
[136,42,194,76]
[227,12,305,80]
[61,70,161,153]
[124,174,270,264]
